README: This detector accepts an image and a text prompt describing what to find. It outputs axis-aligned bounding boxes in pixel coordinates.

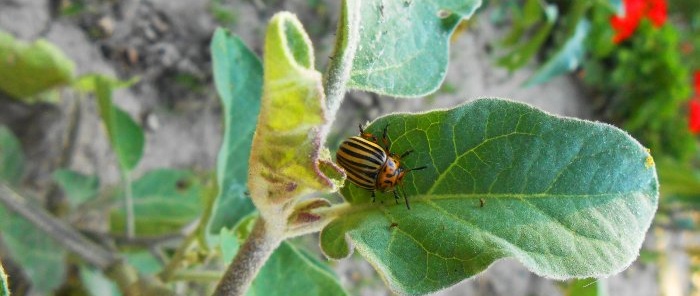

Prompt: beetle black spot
[383,180,392,184]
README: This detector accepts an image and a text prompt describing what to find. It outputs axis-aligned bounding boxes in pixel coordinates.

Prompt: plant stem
[214,216,282,296]
[123,171,135,238]
[323,0,360,122]
[158,225,198,281]
[159,178,218,281]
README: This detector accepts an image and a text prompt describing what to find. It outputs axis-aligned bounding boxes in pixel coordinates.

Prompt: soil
[0,1,661,295]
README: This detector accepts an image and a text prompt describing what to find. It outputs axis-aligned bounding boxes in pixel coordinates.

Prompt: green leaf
[0,126,24,185]
[497,5,558,71]
[110,169,203,236]
[124,252,162,275]
[564,278,607,296]
[524,19,590,87]
[95,76,144,171]
[53,169,99,207]
[248,12,340,215]
[0,205,66,294]
[347,0,482,97]
[321,99,658,295]
[248,242,348,296]
[0,30,75,99]
[656,158,700,202]
[73,74,138,93]
[1,259,9,296]
[207,29,259,233]
[79,266,120,296]
[220,215,348,296]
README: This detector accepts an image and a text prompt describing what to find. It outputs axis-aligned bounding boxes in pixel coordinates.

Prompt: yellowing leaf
[249,12,341,215]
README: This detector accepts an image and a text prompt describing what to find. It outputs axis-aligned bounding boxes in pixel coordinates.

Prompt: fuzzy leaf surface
[208,29,260,232]
[321,99,658,295]
[249,12,339,215]
[347,0,482,97]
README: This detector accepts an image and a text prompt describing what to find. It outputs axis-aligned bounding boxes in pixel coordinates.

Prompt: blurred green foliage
[584,18,695,160]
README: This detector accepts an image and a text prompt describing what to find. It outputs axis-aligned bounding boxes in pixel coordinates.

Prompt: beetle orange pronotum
[335,124,426,209]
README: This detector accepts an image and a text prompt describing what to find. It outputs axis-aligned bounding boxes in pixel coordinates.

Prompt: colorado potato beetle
[336,124,426,209]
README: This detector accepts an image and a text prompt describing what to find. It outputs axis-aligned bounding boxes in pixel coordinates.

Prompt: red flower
[689,100,700,134]
[646,0,667,27]
[610,0,667,44]
[695,71,700,94]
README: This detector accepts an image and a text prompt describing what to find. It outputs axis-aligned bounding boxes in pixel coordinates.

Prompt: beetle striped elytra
[336,124,426,209]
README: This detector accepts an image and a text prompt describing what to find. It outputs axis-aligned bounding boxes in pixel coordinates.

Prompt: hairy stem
[323,0,360,121]
[214,216,282,296]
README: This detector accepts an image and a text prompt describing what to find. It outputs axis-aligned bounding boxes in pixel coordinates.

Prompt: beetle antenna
[400,150,414,159]
[408,166,427,172]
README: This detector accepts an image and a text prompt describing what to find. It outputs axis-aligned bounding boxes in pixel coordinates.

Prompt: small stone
[97,16,114,37]
[125,47,139,65]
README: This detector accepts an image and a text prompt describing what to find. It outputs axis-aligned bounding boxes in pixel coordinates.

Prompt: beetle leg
[381,124,391,150]
[371,190,376,203]
[402,186,411,210]
[400,150,414,159]
[393,190,400,205]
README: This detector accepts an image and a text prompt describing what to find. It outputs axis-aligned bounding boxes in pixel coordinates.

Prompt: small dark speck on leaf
[176,179,190,191]
[389,222,398,229]
[479,198,485,208]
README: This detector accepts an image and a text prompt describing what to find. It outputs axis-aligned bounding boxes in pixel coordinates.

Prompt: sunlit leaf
[0,30,74,99]
[321,98,658,295]
[248,12,340,214]
[346,0,482,97]
[95,77,144,171]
